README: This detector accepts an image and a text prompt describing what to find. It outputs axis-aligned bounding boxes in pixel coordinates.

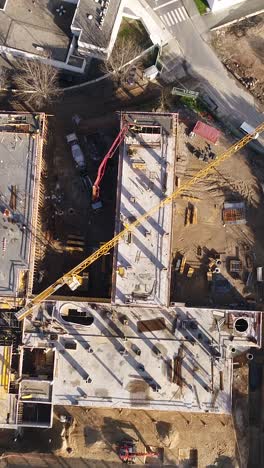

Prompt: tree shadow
[207,455,236,468]
[248,35,264,62]
[85,416,150,458]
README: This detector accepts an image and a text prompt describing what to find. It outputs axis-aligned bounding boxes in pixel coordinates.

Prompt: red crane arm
[131,452,159,457]
[119,446,158,461]
[92,124,129,200]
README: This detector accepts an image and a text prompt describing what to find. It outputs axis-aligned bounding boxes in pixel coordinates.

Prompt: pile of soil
[211,14,264,106]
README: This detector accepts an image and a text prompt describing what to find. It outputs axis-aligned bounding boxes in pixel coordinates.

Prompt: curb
[210,8,264,31]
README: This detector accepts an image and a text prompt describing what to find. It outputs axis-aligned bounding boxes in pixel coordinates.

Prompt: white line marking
[153,0,179,11]
[167,11,175,25]
[165,14,173,26]
[161,14,172,26]
[179,6,188,20]
[170,10,179,23]
[175,8,183,21]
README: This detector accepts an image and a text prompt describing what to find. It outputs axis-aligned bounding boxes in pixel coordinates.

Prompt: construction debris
[187,267,195,278]
[229,259,242,274]
[173,345,184,386]
[192,121,221,144]
[185,203,198,226]
[223,202,246,225]
[179,256,186,274]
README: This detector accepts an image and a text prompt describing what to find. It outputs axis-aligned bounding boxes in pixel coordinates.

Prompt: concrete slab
[0,112,45,299]
[112,112,177,307]
[0,134,36,295]
[20,380,52,402]
[22,301,262,415]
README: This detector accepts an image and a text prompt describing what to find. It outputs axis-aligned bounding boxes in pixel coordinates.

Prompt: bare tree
[102,37,143,85]
[0,67,7,89]
[14,58,61,108]
[157,87,173,112]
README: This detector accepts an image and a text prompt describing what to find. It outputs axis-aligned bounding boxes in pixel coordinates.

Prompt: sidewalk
[197,0,264,31]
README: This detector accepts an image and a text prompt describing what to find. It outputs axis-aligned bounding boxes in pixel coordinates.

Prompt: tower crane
[15,122,264,322]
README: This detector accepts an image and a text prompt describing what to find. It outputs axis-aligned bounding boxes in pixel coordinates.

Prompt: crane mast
[15,122,264,321]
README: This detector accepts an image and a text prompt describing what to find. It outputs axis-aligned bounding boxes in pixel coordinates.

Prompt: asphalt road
[147,0,189,29]
[144,0,264,141]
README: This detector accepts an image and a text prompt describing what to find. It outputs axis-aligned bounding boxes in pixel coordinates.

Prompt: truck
[239,122,259,139]
[66,133,86,171]
[66,133,102,212]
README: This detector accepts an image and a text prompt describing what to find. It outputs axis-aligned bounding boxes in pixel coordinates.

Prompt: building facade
[0,0,124,73]
[207,0,246,12]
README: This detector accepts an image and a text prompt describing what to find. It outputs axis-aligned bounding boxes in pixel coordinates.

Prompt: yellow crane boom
[16,122,264,321]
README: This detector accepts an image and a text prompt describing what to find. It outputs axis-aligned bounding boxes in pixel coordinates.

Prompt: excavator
[117,439,160,464]
[15,121,264,322]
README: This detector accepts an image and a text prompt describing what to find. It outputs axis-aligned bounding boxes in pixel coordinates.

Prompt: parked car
[66,133,86,170]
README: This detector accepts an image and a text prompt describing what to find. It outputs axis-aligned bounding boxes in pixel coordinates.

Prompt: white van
[239,122,259,139]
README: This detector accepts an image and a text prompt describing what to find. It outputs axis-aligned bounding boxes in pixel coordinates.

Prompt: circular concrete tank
[234,317,249,334]
[60,303,78,317]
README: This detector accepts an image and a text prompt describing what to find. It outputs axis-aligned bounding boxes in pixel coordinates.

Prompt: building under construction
[0,111,262,429]
[112,112,177,306]
[0,111,46,305]
[0,111,46,427]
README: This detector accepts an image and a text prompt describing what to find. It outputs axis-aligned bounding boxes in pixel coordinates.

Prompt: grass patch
[117,18,157,68]
[118,18,152,49]
[194,0,209,15]
[180,96,206,113]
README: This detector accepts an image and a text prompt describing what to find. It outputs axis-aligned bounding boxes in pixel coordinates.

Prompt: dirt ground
[31,75,160,300]
[171,112,264,307]
[33,115,119,299]
[0,406,238,467]
[211,14,264,107]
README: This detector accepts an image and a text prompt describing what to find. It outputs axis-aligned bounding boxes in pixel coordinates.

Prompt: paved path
[201,0,264,31]
[151,0,189,28]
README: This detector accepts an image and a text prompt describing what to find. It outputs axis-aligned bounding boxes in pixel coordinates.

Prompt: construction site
[0,111,46,304]
[0,109,263,466]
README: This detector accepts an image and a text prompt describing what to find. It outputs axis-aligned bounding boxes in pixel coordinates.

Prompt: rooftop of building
[72,0,122,52]
[0,112,45,297]
[0,0,75,61]
[112,112,177,307]
[20,301,262,416]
